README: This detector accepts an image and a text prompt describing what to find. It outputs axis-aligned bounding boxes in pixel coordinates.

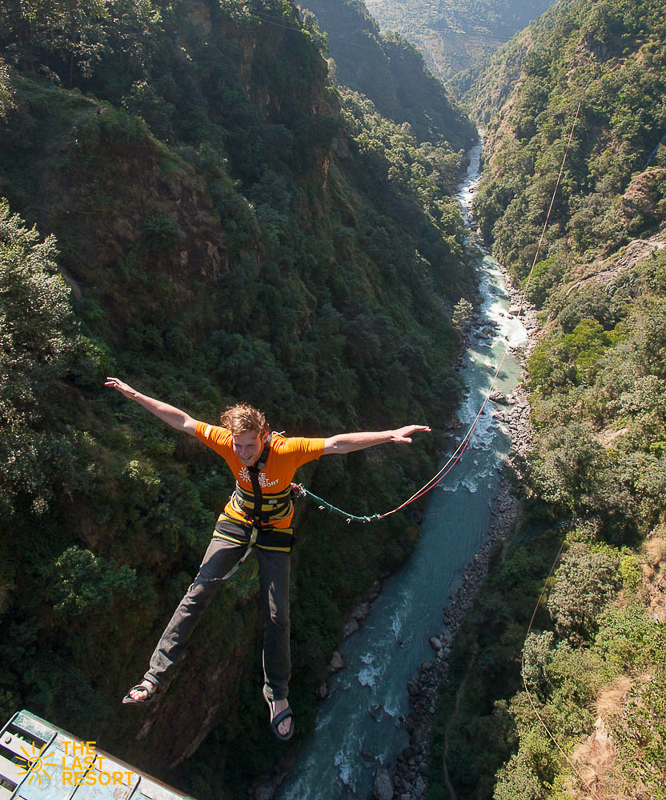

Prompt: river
[277,138,528,800]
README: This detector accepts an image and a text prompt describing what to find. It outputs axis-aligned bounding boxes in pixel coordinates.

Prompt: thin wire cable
[250,8,384,50]
[291,484,381,524]
[250,4,449,55]
[514,93,603,799]
[520,533,602,799]
[522,94,585,299]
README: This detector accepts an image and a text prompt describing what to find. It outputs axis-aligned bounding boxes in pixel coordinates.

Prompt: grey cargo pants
[144,534,291,701]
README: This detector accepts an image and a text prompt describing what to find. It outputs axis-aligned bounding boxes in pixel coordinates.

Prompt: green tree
[0,57,15,119]
[51,545,137,615]
[546,543,620,643]
[528,422,607,515]
[0,199,82,515]
[494,751,546,800]
[453,297,473,331]
[521,630,555,699]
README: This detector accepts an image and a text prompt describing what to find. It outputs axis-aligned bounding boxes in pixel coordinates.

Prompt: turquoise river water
[278,139,528,800]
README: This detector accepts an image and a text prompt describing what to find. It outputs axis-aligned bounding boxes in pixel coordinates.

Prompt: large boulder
[373,766,394,800]
[329,651,347,672]
[489,389,510,405]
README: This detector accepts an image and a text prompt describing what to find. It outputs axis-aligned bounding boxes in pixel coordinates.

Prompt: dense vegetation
[471,0,666,280]
[427,0,666,797]
[364,0,554,81]
[429,247,666,799]
[0,0,476,794]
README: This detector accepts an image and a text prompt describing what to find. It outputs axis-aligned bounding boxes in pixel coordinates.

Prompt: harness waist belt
[215,518,294,552]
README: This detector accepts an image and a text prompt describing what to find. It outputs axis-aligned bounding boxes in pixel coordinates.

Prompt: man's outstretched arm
[105,377,199,436]
[323,425,431,454]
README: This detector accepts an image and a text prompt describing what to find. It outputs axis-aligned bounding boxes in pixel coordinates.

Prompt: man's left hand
[391,425,431,443]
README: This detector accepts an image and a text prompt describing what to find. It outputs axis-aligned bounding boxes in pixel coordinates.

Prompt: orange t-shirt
[195,422,325,528]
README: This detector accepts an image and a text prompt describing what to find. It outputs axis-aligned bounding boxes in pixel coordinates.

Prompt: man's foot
[271,698,294,739]
[263,688,294,740]
[122,679,158,705]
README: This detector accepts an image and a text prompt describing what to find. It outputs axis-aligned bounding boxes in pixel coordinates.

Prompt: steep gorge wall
[301,0,476,149]
[0,0,475,794]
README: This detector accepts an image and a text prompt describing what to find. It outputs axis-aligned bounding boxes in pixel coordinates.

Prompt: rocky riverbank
[380,267,540,800]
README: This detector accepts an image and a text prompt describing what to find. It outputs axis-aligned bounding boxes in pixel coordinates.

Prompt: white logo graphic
[238,467,279,488]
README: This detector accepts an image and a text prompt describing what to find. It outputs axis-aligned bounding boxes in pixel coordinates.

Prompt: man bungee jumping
[105,377,430,740]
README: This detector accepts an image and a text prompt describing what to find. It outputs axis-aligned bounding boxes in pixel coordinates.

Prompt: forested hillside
[300,0,475,146]
[364,0,554,81]
[428,0,666,798]
[0,0,475,795]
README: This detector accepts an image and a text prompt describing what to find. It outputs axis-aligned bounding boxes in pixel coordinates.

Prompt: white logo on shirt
[238,467,279,488]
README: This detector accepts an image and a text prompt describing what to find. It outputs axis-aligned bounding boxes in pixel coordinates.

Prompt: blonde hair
[220,403,268,436]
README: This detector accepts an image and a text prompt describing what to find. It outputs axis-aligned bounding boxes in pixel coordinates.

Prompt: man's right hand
[105,377,199,435]
[105,377,136,398]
